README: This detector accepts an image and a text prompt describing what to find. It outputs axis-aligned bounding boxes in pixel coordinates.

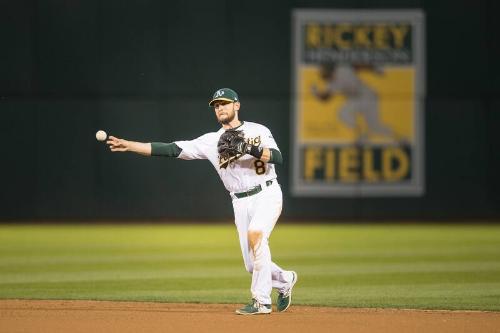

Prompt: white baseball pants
[232,180,293,305]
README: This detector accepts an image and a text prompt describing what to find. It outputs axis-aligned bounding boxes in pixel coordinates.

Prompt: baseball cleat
[277,271,298,312]
[235,299,272,315]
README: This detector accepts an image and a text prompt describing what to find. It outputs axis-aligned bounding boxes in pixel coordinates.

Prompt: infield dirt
[1,300,499,333]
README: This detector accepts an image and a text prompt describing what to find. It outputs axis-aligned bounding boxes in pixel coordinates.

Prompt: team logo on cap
[214,90,225,98]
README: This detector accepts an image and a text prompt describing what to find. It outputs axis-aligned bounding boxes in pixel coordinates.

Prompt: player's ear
[234,101,241,111]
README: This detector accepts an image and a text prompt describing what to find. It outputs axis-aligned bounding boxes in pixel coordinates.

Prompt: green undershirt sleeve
[151,142,182,157]
[268,148,283,165]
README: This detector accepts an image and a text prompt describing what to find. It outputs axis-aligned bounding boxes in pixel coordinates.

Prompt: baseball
[96,130,107,142]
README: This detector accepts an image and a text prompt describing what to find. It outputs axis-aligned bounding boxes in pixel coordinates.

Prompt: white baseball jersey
[174,121,279,193]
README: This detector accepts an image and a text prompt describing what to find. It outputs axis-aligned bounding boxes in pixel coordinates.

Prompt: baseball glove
[217,129,247,161]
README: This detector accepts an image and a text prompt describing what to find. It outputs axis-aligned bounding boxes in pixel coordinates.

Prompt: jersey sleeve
[259,125,280,151]
[174,133,214,160]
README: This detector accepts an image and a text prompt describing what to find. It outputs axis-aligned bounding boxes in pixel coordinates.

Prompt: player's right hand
[107,136,129,152]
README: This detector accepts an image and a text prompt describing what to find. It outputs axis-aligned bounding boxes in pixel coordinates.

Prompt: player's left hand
[218,130,248,160]
[234,139,249,155]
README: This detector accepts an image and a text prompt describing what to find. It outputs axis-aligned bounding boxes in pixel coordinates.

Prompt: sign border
[290,9,426,197]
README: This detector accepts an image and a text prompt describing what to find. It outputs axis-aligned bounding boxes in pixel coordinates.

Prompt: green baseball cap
[208,88,239,106]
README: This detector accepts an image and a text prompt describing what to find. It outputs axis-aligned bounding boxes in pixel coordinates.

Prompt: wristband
[248,145,264,158]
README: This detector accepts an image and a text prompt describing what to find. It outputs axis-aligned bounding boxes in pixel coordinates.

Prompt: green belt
[234,180,274,199]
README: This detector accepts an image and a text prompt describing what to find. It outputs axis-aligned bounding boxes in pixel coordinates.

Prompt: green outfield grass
[0,223,499,311]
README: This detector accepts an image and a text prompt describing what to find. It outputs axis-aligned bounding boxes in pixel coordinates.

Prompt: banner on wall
[291,10,425,196]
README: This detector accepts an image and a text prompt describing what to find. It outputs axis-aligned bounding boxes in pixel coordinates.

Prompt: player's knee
[248,230,263,251]
[248,230,266,270]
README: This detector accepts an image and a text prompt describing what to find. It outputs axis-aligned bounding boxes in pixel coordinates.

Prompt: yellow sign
[292,10,425,196]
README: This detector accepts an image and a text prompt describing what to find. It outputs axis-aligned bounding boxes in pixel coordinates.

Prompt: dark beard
[219,111,235,125]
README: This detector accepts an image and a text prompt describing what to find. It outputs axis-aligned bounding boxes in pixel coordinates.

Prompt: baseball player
[311,62,399,143]
[106,88,297,315]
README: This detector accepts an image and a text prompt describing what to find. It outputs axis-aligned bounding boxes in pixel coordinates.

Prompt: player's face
[213,101,239,124]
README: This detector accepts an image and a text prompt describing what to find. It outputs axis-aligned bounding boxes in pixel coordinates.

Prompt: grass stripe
[1,224,499,310]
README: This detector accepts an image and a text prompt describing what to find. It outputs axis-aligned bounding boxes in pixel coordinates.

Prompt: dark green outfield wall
[1,0,499,220]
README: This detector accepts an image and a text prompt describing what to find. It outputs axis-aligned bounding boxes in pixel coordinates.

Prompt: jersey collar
[232,121,244,130]
[222,121,244,131]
